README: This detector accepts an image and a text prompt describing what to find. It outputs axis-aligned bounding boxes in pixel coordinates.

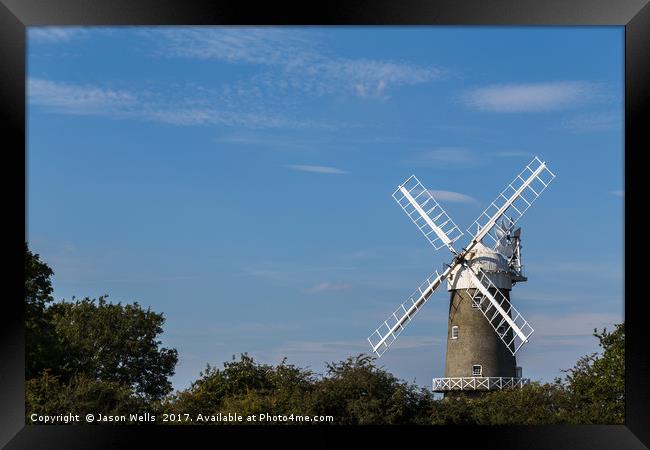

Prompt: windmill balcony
[432,376,530,392]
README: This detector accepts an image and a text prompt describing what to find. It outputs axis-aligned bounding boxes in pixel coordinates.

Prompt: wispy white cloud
[461,81,605,112]
[561,111,622,132]
[610,190,624,198]
[409,148,481,168]
[147,28,444,99]
[304,282,352,294]
[150,28,312,64]
[428,190,478,204]
[143,107,324,129]
[284,164,348,174]
[257,56,442,101]
[28,27,87,43]
[28,78,135,114]
[355,79,387,98]
[28,77,329,129]
[29,29,444,129]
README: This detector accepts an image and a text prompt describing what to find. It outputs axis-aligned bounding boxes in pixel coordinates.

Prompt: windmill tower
[367,157,555,395]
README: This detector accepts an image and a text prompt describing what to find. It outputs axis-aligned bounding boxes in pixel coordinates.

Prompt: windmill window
[497,325,506,336]
[471,300,480,309]
[451,326,459,339]
[472,365,482,376]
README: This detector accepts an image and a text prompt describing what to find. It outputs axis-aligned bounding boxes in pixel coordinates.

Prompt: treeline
[25,244,624,425]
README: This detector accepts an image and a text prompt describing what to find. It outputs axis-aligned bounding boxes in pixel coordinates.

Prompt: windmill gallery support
[367,156,556,395]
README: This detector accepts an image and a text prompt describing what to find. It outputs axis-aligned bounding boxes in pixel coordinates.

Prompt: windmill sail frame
[393,175,463,253]
[367,156,554,359]
[368,270,445,357]
[467,156,556,250]
[465,266,534,355]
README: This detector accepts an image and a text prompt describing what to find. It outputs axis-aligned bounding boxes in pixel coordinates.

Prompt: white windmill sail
[393,175,463,253]
[368,270,445,357]
[467,157,555,250]
[367,157,554,359]
[464,266,534,355]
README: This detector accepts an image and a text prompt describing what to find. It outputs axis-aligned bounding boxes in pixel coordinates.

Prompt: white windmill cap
[447,243,513,291]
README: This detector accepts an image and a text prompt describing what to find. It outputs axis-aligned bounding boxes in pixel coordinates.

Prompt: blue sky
[27,26,624,390]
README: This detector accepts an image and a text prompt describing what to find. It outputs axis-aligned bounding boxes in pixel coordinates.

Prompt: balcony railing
[432,376,530,392]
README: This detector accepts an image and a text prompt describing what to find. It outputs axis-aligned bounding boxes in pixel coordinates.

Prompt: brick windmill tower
[367,157,555,395]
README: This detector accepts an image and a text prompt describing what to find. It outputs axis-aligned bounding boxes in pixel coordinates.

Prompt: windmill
[367,156,556,394]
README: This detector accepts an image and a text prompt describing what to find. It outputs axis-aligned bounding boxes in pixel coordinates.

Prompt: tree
[167,353,314,421]
[309,354,434,424]
[25,243,60,379]
[429,323,625,425]
[168,353,435,425]
[560,323,625,424]
[430,381,572,425]
[26,370,147,421]
[24,243,625,424]
[25,243,179,418]
[49,296,178,400]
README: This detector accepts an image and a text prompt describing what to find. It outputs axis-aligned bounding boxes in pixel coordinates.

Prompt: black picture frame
[2,0,648,447]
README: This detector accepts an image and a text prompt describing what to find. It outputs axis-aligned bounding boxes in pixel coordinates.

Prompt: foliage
[166,354,314,421]
[430,381,572,425]
[25,243,178,421]
[560,323,625,424]
[26,370,147,421]
[165,353,435,425]
[24,243,624,425]
[25,244,59,379]
[309,354,434,424]
[49,296,178,400]
[429,324,625,425]
[169,327,623,426]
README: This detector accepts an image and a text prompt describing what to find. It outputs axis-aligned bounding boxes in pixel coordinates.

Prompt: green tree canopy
[25,243,59,379]
[429,323,625,425]
[27,370,147,420]
[430,381,572,425]
[309,354,434,425]
[49,296,178,400]
[167,353,435,425]
[561,323,625,424]
[25,243,624,425]
[169,353,314,420]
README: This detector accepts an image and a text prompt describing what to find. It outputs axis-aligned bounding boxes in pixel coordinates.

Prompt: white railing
[432,377,530,392]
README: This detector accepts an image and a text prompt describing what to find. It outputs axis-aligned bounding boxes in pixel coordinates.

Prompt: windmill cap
[447,242,514,291]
